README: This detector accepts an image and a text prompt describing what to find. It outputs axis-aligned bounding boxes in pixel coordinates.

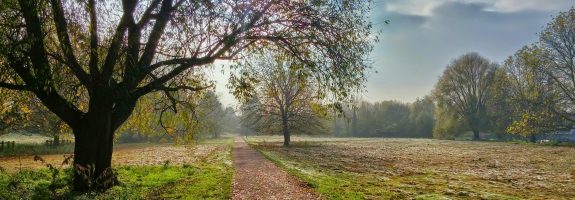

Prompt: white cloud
[384,0,574,16]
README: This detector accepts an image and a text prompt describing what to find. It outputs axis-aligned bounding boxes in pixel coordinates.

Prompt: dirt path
[232,137,319,200]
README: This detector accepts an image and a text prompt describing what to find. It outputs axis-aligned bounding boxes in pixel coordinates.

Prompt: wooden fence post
[11,141,15,151]
[0,141,4,152]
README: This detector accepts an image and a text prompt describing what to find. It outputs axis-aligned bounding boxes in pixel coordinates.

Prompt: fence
[45,139,73,146]
[0,141,16,152]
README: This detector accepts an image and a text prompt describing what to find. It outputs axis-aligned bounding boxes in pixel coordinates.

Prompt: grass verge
[0,138,233,200]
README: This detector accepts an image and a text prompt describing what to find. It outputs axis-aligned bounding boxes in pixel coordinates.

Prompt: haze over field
[213,0,574,106]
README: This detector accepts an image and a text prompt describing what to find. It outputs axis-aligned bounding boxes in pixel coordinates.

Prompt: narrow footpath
[231,137,320,200]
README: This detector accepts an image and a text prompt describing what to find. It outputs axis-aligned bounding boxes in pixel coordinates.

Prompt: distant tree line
[332,97,435,138]
[334,8,575,142]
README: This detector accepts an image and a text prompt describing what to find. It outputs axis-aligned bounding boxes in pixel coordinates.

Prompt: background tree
[408,96,435,138]
[0,89,29,134]
[194,91,227,139]
[432,102,467,139]
[0,88,71,145]
[237,53,327,146]
[539,7,575,121]
[331,98,435,138]
[0,0,374,190]
[503,45,561,142]
[118,88,238,143]
[485,68,514,140]
[433,53,497,140]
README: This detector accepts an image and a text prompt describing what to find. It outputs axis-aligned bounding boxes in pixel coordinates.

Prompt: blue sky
[214,0,574,107]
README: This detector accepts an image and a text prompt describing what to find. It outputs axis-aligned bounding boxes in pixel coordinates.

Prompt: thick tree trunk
[282,115,290,146]
[72,110,116,191]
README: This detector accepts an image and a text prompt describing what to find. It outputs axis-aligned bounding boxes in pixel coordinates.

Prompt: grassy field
[246,136,575,200]
[0,133,53,144]
[0,137,234,199]
[0,132,75,157]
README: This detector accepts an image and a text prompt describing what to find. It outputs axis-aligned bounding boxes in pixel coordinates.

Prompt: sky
[213,0,574,107]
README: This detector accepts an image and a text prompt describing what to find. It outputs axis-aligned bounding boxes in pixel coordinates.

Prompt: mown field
[247,136,575,200]
[0,138,234,199]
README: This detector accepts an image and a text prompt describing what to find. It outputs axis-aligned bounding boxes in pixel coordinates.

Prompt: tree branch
[136,0,174,72]
[136,0,162,29]
[18,0,85,128]
[156,84,214,92]
[49,0,92,88]
[0,81,29,91]
[101,0,137,84]
[87,0,99,79]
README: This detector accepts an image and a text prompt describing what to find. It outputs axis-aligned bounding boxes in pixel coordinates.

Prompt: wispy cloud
[383,0,573,16]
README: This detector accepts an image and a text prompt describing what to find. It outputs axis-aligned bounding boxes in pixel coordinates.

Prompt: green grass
[0,138,233,200]
[255,149,398,199]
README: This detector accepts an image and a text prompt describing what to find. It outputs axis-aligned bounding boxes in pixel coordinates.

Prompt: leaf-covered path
[231,137,319,200]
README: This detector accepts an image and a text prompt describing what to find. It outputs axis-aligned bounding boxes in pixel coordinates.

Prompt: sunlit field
[0,138,233,199]
[247,136,575,199]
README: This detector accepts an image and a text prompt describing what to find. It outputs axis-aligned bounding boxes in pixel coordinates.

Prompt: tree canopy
[433,53,497,140]
[0,0,375,191]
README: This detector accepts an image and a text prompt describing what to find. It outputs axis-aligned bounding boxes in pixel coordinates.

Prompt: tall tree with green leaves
[433,53,497,140]
[503,45,560,142]
[0,0,374,190]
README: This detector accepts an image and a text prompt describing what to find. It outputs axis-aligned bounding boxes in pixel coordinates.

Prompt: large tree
[503,45,560,142]
[433,53,497,140]
[0,0,373,190]
[540,7,575,121]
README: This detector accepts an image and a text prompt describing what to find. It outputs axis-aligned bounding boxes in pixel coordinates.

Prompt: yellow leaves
[163,127,173,135]
[20,105,31,114]
[506,111,554,137]
[310,102,329,118]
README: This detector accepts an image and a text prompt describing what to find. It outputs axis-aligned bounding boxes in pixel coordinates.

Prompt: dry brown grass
[0,143,221,173]
[248,136,575,199]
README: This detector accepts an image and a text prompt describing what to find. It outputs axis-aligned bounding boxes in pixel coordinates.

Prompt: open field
[247,136,575,200]
[0,138,233,199]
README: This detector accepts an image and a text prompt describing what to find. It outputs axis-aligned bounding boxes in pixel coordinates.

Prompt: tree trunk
[53,134,60,147]
[72,110,116,191]
[282,115,290,146]
[472,129,481,141]
[351,108,358,137]
[213,128,220,138]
